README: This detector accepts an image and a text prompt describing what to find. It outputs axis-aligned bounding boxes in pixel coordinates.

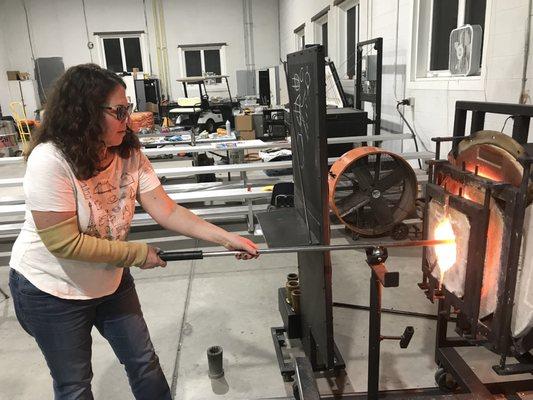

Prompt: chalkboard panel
[286,45,334,369]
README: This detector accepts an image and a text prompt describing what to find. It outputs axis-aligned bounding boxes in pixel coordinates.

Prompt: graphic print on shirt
[94,181,116,194]
[85,202,99,237]
[107,194,119,204]
[81,170,137,241]
[120,173,134,188]
[94,199,103,211]
[122,204,133,221]
[114,221,132,239]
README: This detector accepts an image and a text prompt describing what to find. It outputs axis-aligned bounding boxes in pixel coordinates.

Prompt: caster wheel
[344,226,360,241]
[391,223,409,240]
[435,367,458,392]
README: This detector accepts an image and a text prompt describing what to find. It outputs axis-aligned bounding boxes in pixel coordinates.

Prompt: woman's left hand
[222,233,259,260]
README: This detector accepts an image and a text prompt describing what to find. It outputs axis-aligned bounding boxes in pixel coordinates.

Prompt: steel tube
[159,239,452,261]
[205,239,450,257]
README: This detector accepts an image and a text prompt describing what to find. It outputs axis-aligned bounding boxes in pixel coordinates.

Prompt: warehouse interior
[1,0,533,399]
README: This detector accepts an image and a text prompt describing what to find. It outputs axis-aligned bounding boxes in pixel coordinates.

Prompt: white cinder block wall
[0,25,12,117]
[1,0,532,152]
[163,0,280,99]
[0,0,280,116]
[279,0,533,152]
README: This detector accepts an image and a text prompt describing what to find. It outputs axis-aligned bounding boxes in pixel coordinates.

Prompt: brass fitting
[285,280,299,305]
[291,289,301,314]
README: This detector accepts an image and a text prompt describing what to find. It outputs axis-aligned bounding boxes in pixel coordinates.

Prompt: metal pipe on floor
[333,302,438,321]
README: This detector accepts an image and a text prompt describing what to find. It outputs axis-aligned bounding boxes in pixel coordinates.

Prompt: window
[336,1,359,79]
[311,6,329,55]
[179,44,226,85]
[415,0,487,78]
[294,25,305,51]
[322,22,328,56]
[346,6,357,78]
[96,32,148,73]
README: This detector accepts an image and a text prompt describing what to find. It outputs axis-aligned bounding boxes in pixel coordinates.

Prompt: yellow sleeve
[36,216,148,267]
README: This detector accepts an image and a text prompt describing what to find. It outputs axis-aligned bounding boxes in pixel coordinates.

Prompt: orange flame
[434,216,457,286]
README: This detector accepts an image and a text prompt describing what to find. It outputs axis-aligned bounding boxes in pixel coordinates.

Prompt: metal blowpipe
[158,239,452,261]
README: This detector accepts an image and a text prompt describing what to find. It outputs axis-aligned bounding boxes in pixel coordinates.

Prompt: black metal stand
[365,247,413,399]
[271,326,296,381]
[270,325,345,383]
[355,38,382,138]
[270,288,346,383]
[368,265,388,398]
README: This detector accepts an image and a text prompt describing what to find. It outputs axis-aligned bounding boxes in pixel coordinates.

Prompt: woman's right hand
[140,245,167,269]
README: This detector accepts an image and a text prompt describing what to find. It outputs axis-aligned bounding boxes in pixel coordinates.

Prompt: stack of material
[129,112,154,132]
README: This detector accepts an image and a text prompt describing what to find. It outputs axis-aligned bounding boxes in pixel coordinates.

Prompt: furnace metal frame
[418,101,533,397]
[329,103,533,400]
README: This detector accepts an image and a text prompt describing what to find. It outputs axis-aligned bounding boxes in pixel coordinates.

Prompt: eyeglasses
[101,103,134,121]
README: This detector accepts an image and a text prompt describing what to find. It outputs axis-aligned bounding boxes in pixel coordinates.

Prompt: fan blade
[339,172,359,186]
[347,165,373,190]
[375,168,407,192]
[369,197,393,224]
[336,191,370,217]
[373,153,382,185]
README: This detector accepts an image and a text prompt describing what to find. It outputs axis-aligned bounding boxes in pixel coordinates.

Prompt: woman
[8,64,258,400]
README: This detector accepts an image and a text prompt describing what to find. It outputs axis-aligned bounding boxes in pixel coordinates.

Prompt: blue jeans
[9,268,171,400]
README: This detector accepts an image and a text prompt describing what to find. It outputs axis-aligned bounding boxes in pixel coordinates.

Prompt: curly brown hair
[26,63,140,180]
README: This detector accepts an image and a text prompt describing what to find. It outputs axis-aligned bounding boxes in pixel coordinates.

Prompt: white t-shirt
[9,142,161,299]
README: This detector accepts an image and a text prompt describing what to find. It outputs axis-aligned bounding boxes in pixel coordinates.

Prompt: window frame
[336,0,359,80]
[96,32,149,74]
[408,0,492,90]
[178,44,227,87]
[313,13,329,55]
[427,0,464,76]
[294,26,305,51]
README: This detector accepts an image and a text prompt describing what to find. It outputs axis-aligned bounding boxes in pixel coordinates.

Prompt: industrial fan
[328,147,418,237]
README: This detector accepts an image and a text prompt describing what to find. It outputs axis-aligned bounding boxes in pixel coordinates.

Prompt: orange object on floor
[129,112,154,133]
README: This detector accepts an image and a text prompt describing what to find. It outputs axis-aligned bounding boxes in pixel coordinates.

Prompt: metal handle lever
[399,326,414,348]
[158,250,203,261]
[381,326,414,349]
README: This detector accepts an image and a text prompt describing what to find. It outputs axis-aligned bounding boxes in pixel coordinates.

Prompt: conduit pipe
[520,0,533,104]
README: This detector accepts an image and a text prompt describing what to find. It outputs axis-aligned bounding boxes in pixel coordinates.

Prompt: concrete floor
[1,157,532,399]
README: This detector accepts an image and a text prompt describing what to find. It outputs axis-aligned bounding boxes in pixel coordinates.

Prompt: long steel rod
[159,239,451,261]
[205,239,450,257]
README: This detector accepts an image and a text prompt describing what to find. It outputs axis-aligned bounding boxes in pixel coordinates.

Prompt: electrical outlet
[399,98,415,107]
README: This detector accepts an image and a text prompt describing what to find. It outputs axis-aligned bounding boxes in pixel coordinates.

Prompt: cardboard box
[6,71,19,80]
[235,114,253,131]
[239,130,255,140]
[145,102,159,113]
